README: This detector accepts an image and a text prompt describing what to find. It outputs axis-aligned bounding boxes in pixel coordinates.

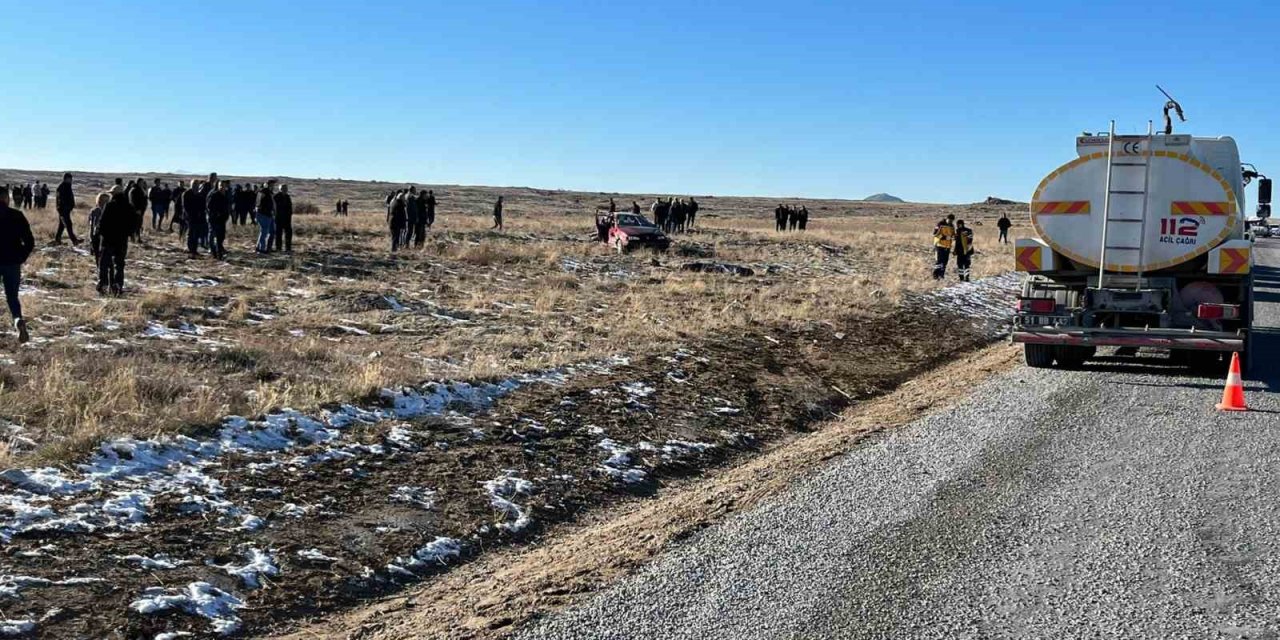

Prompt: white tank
[1030,134,1245,273]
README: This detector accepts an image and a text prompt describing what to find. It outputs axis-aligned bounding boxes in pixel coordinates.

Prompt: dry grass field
[0,168,1021,638]
[0,170,1015,467]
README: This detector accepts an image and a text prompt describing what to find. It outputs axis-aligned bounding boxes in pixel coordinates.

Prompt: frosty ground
[0,170,1020,638]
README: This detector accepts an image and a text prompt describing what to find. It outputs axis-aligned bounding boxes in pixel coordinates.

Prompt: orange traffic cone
[1216,352,1248,412]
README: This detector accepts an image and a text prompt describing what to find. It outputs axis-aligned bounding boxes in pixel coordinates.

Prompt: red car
[596,213,671,253]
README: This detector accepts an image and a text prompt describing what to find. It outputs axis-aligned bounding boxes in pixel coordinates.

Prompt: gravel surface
[520,240,1280,640]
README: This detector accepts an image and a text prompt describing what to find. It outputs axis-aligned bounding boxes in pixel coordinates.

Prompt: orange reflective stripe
[1219,248,1249,274]
[1171,201,1232,216]
[1016,247,1042,271]
[1033,201,1090,214]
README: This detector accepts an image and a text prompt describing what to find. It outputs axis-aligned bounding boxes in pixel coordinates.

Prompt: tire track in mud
[0,277,1018,639]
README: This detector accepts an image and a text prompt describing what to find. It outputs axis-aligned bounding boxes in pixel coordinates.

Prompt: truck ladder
[1097,120,1154,289]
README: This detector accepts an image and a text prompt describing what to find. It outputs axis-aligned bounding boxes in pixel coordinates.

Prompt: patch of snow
[211,549,278,589]
[119,554,186,570]
[391,536,463,572]
[130,582,243,636]
[597,439,648,485]
[296,548,337,563]
[383,296,408,312]
[0,619,35,636]
[276,503,308,518]
[334,324,370,336]
[173,276,220,288]
[482,473,534,533]
[389,486,436,510]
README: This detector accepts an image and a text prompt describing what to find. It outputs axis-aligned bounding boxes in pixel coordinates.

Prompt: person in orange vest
[954,219,975,282]
[932,215,955,279]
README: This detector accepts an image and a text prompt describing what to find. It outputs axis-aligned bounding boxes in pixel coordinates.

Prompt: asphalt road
[520,239,1280,640]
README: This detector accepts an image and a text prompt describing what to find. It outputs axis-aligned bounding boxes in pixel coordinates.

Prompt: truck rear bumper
[1011,328,1245,351]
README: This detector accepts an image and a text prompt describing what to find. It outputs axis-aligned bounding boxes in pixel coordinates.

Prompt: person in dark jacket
[631,200,641,215]
[272,184,294,252]
[342,199,350,216]
[87,192,109,261]
[97,187,135,295]
[21,184,33,209]
[234,183,255,226]
[0,188,34,342]
[387,191,407,251]
[183,180,208,257]
[413,190,429,246]
[149,178,166,230]
[997,213,1012,244]
[492,196,504,231]
[404,186,420,248]
[53,173,81,245]
[688,197,699,228]
[127,179,147,241]
[170,181,187,234]
[798,206,809,231]
[206,180,232,259]
[423,191,435,227]
[954,219,975,282]
[255,181,276,253]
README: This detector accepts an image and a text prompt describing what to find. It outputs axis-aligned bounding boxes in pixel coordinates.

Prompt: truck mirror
[1259,178,1272,205]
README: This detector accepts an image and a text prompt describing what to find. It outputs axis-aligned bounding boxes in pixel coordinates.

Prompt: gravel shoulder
[518,239,1280,639]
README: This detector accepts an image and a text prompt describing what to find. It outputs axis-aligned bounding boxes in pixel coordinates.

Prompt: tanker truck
[1012,121,1265,372]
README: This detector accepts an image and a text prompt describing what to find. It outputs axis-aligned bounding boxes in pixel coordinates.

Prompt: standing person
[97,186,134,295]
[413,190,429,247]
[492,196,504,231]
[21,184,32,209]
[255,180,276,253]
[127,179,147,242]
[183,180,207,257]
[40,183,50,209]
[932,216,955,279]
[0,188,33,343]
[424,190,436,229]
[631,200,640,215]
[688,197,699,228]
[170,180,187,234]
[87,192,108,261]
[53,173,81,245]
[954,219,975,282]
[206,180,231,259]
[775,204,785,232]
[997,213,1012,244]
[387,191,407,251]
[272,184,294,253]
[149,178,166,230]
[341,200,350,216]
[335,199,342,216]
[609,197,616,214]
[404,186,420,247]
[798,206,809,231]
[788,206,799,231]
[233,183,253,226]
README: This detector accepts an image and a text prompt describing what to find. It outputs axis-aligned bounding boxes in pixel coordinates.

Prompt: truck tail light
[1197,303,1240,320]
[1017,298,1056,314]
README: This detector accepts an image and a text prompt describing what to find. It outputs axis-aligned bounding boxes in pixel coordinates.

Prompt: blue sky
[2,0,1276,203]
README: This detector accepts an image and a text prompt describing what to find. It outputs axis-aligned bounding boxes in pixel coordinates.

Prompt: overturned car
[595,212,671,253]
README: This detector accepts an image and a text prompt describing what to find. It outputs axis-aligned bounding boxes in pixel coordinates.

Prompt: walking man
[492,196,504,231]
[149,178,166,230]
[388,191,407,251]
[0,188,34,343]
[273,184,294,252]
[184,180,208,257]
[207,180,231,259]
[997,213,1012,244]
[54,172,81,245]
[413,190,429,246]
[256,181,277,253]
[98,186,134,295]
[128,179,147,242]
[404,186,420,247]
[932,215,956,279]
[954,219,975,282]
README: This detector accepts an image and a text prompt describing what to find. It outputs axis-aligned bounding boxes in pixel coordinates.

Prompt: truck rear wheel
[1025,344,1055,368]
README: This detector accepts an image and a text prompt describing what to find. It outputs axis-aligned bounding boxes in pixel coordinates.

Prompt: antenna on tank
[1157,85,1185,135]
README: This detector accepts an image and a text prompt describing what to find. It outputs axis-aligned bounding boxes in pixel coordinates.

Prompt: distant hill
[863,193,905,203]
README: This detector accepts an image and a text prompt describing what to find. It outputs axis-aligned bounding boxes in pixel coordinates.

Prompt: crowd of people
[4,183,51,210]
[774,204,810,232]
[648,197,698,233]
[384,187,440,251]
